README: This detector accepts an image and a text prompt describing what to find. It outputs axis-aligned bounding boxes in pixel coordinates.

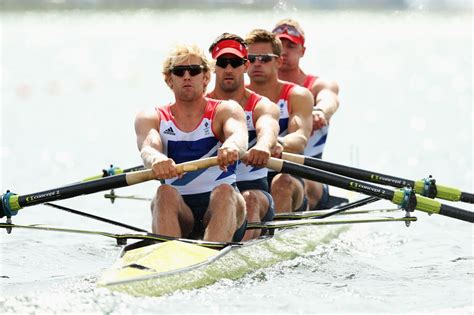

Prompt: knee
[271,174,294,194]
[154,184,180,212]
[211,183,235,198]
[242,190,258,208]
[156,184,179,199]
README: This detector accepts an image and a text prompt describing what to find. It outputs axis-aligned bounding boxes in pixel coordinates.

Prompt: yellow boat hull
[98,225,348,296]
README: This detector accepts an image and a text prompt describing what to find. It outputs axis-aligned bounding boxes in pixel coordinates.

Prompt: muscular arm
[281,85,313,154]
[312,79,340,121]
[247,97,280,166]
[134,108,177,178]
[213,100,248,169]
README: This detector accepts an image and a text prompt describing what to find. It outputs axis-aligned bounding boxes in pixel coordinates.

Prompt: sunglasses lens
[188,67,203,76]
[273,26,285,34]
[273,25,301,37]
[216,58,245,68]
[248,54,275,64]
[260,55,272,63]
[229,59,244,68]
[171,65,203,77]
[216,59,229,68]
[171,68,185,76]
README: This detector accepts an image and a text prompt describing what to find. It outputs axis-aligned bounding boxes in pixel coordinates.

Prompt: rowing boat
[98,226,338,296]
[96,200,416,296]
[1,156,472,297]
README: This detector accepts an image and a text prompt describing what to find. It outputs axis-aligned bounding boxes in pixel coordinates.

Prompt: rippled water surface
[1,7,472,314]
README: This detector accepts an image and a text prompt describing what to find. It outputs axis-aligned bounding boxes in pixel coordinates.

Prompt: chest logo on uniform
[278,101,286,115]
[246,114,252,129]
[164,126,176,136]
[204,121,211,136]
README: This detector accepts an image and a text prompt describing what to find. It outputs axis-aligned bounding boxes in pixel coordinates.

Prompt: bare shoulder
[253,95,279,120]
[313,77,340,95]
[257,95,277,108]
[135,106,160,126]
[291,84,315,102]
[217,99,244,116]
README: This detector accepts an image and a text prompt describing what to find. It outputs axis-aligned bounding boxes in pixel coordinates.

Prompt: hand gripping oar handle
[266,158,474,223]
[1,157,218,217]
[124,158,219,185]
[281,152,474,204]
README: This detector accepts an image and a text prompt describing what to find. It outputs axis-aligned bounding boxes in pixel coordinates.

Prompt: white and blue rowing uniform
[235,91,268,190]
[302,75,329,159]
[156,98,245,240]
[301,74,336,209]
[235,91,275,222]
[157,98,236,195]
[267,81,308,212]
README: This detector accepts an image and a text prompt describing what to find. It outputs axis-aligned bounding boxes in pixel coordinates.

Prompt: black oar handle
[460,192,474,204]
[439,204,474,222]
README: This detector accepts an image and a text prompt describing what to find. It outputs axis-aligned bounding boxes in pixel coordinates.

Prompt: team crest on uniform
[204,121,210,135]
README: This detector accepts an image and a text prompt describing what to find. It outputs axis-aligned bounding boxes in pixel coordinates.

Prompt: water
[1,7,473,314]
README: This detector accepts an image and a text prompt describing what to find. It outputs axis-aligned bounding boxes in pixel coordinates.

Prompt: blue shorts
[182,185,246,242]
[312,184,330,210]
[267,172,308,212]
[237,178,275,222]
[237,177,269,192]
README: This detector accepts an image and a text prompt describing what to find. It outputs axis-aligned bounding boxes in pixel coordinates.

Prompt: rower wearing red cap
[207,33,280,240]
[273,18,346,210]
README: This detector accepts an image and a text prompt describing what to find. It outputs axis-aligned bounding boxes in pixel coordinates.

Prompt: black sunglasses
[215,57,247,69]
[248,54,279,64]
[170,65,204,77]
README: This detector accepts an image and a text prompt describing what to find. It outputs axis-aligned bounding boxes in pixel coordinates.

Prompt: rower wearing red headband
[208,33,280,240]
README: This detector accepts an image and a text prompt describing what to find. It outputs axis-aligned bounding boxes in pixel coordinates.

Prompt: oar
[0,214,416,247]
[0,157,218,218]
[282,152,474,204]
[81,165,145,182]
[0,223,234,249]
[266,158,474,223]
[248,216,417,230]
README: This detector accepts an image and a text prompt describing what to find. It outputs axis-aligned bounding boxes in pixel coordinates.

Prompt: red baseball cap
[273,25,305,46]
[211,39,248,59]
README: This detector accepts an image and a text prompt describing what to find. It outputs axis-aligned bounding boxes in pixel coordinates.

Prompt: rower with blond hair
[134,44,248,242]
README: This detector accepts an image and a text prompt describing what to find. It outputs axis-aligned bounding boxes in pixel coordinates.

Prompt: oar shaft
[267,158,474,223]
[268,158,395,200]
[1,157,218,216]
[282,152,413,187]
[11,173,137,211]
[460,192,474,204]
[82,165,145,182]
[282,152,472,203]
[440,204,474,222]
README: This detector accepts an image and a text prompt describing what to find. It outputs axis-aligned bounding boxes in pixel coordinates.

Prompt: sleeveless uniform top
[156,98,236,195]
[235,91,269,183]
[265,81,296,175]
[302,74,329,158]
[275,81,296,137]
